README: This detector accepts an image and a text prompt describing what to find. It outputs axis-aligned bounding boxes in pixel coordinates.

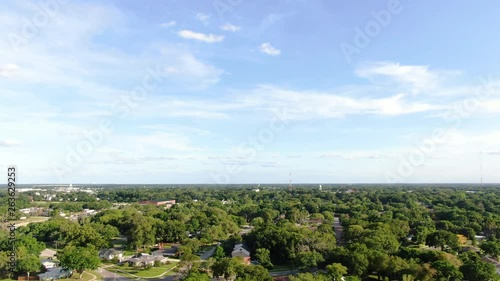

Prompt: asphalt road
[99,267,132,281]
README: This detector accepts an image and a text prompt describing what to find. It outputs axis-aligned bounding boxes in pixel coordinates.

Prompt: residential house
[40,248,57,260]
[231,244,251,265]
[99,248,123,261]
[41,259,57,269]
[126,254,168,267]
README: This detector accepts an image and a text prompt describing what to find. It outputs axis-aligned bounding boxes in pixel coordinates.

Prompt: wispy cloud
[196,13,210,25]
[0,64,20,78]
[0,139,20,147]
[220,23,240,32]
[233,85,437,120]
[178,30,224,43]
[160,20,176,28]
[259,43,281,56]
[355,62,446,95]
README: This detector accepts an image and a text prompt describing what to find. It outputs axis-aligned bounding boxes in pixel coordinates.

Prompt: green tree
[459,252,497,281]
[326,263,348,281]
[235,265,273,281]
[158,220,187,243]
[181,253,201,272]
[211,257,243,281]
[432,260,462,281]
[15,234,45,256]
[212,245,226,260]
[0,251,12,278]
[255,248,273,268]
[294,251,324,271]
[426,230,459,252]
[184,272,211,281]
[59,245,100,279]
[126,213,156,250]
[16,254,40,279]
[480,240,500,259]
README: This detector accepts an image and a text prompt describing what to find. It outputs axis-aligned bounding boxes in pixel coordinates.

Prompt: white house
[41,259,57,269]
[126,254,168,267]
[99,248,123,261]
[19,208,31,214]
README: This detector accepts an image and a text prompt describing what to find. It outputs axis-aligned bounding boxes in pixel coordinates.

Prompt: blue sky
[1,0,500,184]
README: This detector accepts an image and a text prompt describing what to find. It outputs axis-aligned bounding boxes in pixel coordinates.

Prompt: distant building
[138,200,176,207]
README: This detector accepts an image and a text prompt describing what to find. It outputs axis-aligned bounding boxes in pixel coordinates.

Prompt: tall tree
[459,252,497,281]
[255,248,273,268]
[480,240,500,259]
[59,245,100,279]
[16,254,40,279]
[426,230,459,252]
[212,246,226,260]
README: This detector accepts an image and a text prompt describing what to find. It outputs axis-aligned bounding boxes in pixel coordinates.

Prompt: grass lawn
[123,250,137,256]
[58,270,103,281]
[111,237,127,247]
[107,262,178,278]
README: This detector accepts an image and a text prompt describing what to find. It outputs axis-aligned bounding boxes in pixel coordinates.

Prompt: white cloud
[220,23,240,32]
[0,64,20,78]
[158,47,224,88]
[0,139,19,147]
[196,13,210,25]
[356,62,443,95]
[160,20,176,28]
[233,85,437,120]
[178,30,224,43]
[259,43,281,56]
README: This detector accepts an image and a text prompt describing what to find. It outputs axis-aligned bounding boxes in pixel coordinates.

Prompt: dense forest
[1,185,499,280]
